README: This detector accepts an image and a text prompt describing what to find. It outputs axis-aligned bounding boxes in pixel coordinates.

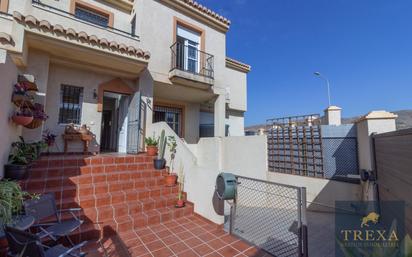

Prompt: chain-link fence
[230,176,308,257]
[321,125,359,181]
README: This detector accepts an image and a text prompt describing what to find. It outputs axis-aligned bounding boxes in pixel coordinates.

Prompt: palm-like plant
[0,180,34,225]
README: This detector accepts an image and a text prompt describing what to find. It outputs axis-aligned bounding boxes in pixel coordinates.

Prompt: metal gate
[230,176,308,257]
[127,92,146,153]
[267,114,324,178]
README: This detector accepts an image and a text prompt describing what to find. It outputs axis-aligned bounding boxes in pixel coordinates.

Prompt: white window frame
[177,25,201,73]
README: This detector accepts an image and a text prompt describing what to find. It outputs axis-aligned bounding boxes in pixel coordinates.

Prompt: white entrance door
[117,95,129,153]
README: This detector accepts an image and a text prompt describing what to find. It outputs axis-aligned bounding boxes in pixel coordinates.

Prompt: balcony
[169,41,214,89]
[9,1,149,77]
[30,0,139,46]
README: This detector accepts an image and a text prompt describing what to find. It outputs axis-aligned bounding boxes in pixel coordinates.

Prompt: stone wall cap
[324,105,342,111]
[357,110,398,122]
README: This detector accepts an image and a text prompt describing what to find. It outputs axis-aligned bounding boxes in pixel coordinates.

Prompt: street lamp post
[314,72,331,107]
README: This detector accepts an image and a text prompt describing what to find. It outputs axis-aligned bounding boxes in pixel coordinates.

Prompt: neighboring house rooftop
[226,57,251,73]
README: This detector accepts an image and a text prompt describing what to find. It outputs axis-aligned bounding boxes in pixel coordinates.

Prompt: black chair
[24,193,83,246]
[5,226,87,257]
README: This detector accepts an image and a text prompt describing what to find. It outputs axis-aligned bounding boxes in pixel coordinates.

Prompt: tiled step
[23,153,195,245]
[32,154,155,169]
[22,172,167,191]
[26,179,173,200]
[72,203,195,242]
[29,160,158,175]
[59,191,180,211]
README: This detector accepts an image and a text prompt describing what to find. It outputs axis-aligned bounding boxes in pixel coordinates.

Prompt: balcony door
[177,25,200,74]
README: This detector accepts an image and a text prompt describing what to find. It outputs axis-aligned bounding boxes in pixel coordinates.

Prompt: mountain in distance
[245,110,412,131]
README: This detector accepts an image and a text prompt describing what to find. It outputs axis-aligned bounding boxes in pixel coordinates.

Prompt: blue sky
[198,0,412,126]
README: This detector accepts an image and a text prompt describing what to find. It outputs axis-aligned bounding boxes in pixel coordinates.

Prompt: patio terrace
[21,153,268,257]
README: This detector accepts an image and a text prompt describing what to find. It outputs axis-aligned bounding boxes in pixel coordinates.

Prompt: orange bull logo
[360,212,380,228]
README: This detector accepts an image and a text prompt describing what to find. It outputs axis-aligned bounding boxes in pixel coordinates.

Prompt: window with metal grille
[74,5,109,27]
[153,105,182,136]
[59,85,83,124]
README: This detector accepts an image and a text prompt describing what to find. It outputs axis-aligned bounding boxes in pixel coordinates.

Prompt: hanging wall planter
[11,114,33,126]
[23,103,48,129]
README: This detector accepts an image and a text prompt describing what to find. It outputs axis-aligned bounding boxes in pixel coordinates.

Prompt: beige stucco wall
[21,50,50,141]
[10,0,133,33]
[356,114,397,171]
[0,50,22,177]
[43,63,137,153]
[134,0,226,88]
[2,0,248,155]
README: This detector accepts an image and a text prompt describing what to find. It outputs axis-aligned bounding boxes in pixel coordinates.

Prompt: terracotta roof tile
[172,0,231,26]
[0,32,13,46]
[39,20,51,31]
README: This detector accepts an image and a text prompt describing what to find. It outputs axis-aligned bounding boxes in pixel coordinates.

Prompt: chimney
[324,106,342,126]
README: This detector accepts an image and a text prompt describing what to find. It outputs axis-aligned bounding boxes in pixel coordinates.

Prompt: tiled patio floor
[84,216,271,257]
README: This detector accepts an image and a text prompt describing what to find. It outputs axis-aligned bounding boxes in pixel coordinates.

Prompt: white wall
[149,123,267,224]
[267,172,362,212]
[0,50,22,177]
[223,66,247,112]
[226,111,245,136]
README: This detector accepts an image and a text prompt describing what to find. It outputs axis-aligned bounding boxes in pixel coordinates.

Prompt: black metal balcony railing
[170,42,214,79]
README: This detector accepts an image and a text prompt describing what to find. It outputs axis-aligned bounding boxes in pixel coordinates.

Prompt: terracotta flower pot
[176,199,185,208]
[165,174,178,187]
[12,115,33,126]
[146,146,158,156]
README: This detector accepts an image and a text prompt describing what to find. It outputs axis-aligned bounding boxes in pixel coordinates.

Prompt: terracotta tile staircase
[21,153,194,242]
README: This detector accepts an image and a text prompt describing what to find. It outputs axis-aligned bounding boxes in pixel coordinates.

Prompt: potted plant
[176,168,185,208]
[11,107,33,126]
[13,137,37,163]
[0,180,34,225]
[145,133,158,156]
[154,130,166,169]
[42,129,56,154]
[33,140,47,159]
[24,103,48,129]
[0,180,37,256]
[4,143,30,180]
[165,136,178,186]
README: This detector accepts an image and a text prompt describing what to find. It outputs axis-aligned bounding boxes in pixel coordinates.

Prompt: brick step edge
[68,204,195,242]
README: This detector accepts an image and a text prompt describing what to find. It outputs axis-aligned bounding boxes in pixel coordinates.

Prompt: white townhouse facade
[0,0,250,170]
